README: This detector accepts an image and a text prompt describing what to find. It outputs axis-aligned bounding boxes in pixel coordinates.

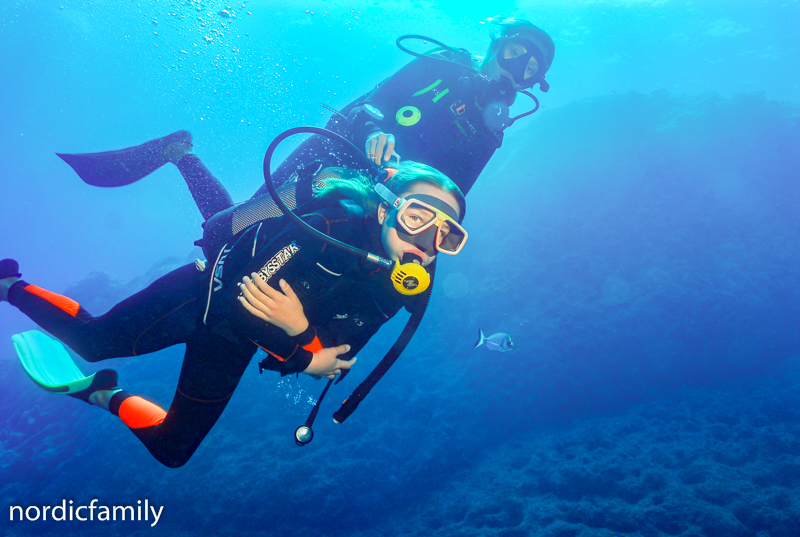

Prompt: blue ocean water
[1,1,799,536]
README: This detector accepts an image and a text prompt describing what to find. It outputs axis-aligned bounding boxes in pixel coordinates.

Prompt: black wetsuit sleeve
[264,325,326,376]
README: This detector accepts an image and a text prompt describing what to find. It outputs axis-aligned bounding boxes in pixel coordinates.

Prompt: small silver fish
[474,329,513,352]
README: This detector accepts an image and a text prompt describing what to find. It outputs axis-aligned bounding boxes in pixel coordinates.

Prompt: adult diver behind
[260,17,555,195]
[56,17,554,220]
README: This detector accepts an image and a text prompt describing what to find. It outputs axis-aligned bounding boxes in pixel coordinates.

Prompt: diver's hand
[238,275,309,336]
[365,131,396,165]
[303,345,356,380]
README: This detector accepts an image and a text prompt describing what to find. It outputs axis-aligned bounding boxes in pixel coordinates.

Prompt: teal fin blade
[12,330,94,394]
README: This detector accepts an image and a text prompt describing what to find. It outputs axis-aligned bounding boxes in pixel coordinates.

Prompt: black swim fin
[56,130,192,187]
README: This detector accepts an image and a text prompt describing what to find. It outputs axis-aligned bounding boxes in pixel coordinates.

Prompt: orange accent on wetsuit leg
[23,284,80,316]
[248,338,298,362]
[118,396,167,429]
[267,350,288,361]
[303,336,323,354]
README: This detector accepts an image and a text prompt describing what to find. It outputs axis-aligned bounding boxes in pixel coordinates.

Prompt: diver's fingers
[241,278,272,309]
[249,274,281,301]
[239,292,274,323]
[332,344,351,357]
[240,276,270,304]
[305,345,352,378]
[384,139,395,162]
[337,356,357,370]
[240,281,273,313]
[366,136,377,159]
[278,279,299,303]
[237,295,270,322]
[375,136,387,164]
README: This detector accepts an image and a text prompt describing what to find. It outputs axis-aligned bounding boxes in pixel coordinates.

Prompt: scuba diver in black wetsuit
[0,161,468,467]
[255,17,554,196]
[56,18,554,222]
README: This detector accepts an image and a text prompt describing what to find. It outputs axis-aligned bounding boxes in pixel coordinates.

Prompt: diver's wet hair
[480,17,555,74]
[314,161,466,222]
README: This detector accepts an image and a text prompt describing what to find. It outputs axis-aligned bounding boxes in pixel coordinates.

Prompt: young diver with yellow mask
[0,158,467,467]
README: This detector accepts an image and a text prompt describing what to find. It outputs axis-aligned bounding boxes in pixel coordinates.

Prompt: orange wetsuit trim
[24,285,80,316]
[118,396,167,429]
[303,336,323,354]
[248,338,298,362]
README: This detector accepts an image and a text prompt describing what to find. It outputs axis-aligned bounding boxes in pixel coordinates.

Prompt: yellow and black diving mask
[374,183,468,295]
[375,183,468,256]
[394,196,468,255]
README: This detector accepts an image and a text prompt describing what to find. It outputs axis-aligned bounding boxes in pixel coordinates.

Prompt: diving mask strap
[374,182,402,209]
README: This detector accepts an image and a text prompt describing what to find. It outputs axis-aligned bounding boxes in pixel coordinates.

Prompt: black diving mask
[497,35,549,91]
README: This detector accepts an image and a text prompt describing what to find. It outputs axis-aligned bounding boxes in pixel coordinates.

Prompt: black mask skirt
[497,36,547,88]
[394,193,460,256]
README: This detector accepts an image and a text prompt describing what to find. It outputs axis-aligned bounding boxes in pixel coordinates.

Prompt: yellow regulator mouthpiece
[390,260,430,295]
